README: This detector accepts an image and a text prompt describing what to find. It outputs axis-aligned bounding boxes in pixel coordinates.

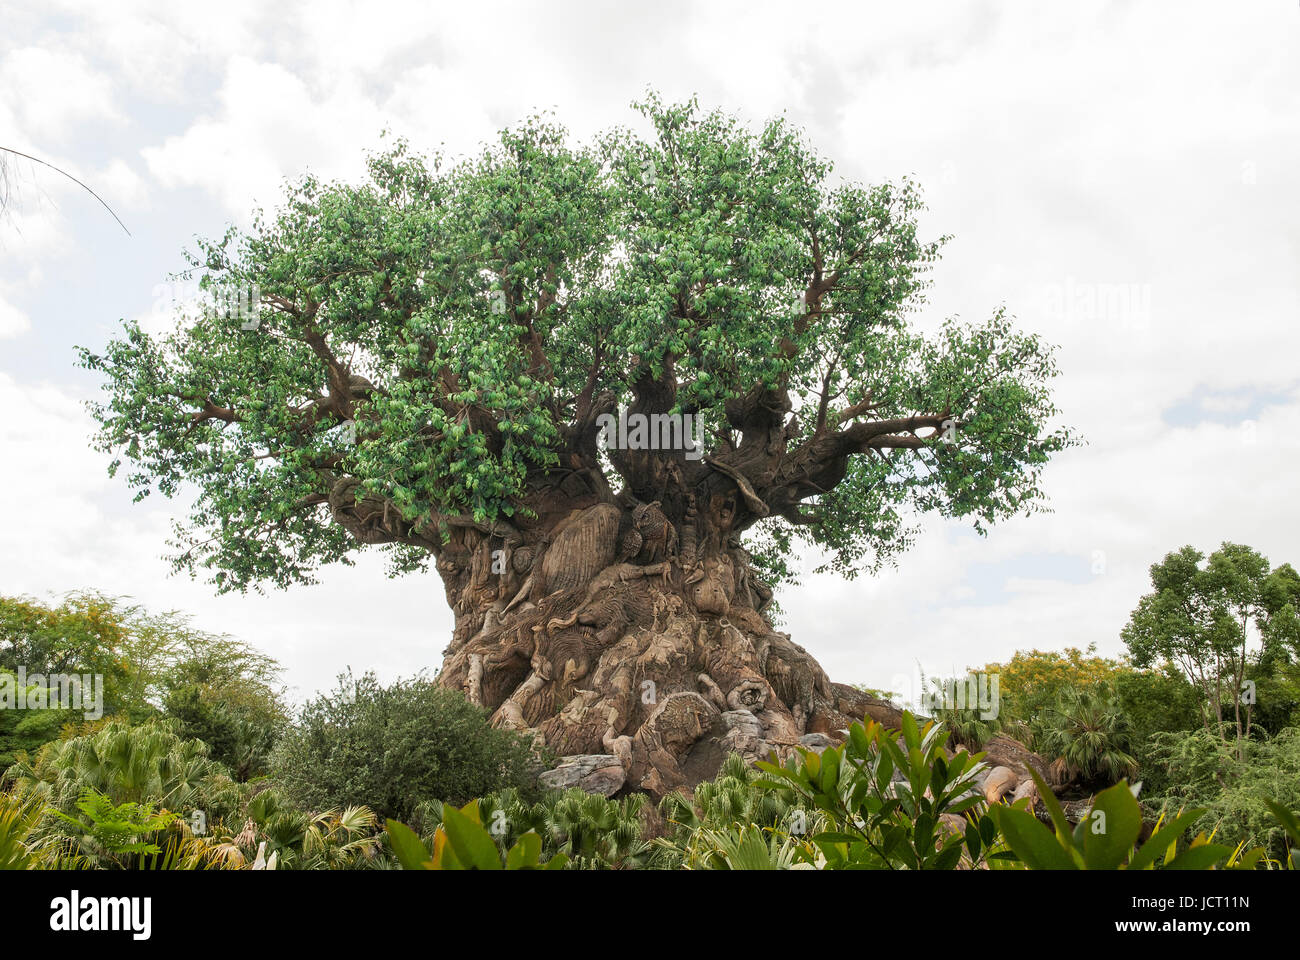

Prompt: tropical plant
[977,645,1125,747]
[49,789,178,866]
[5,719,240,825]
[752,714,997,870]
[650,752,806,869]
[676,823,804,870]
[988,768,1235,870]
[1035,684,1138,789]
[385,800,566,870]
[493,788,648,869]
[923,674,1005,749]
[0,791,63,869]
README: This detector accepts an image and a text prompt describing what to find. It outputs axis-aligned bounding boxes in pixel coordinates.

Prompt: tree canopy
[79,94,1075,595]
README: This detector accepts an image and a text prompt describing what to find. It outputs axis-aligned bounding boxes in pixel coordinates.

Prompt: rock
[828,682,906,729]
[1012,776,1039,810]
[539,754,627,797]
[980,735,1050,784]
[982,765,1018,804]
[799,732,836,753]
[720,709,768,760]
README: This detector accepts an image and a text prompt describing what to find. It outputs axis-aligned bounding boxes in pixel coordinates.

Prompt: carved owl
[630,500,678,563]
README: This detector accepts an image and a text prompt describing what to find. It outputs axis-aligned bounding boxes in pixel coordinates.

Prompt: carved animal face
[633,500,665,530]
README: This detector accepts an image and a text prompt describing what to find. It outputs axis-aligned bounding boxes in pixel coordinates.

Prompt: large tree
[80,96,1075,795]
[1122,543,1300,757]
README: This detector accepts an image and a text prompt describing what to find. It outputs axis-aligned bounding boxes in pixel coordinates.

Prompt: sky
[1,1,1297,708]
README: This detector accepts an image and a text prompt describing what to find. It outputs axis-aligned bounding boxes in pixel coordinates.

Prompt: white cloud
[0,295,31,338]
[1,0,1298,701]
[0,46,121,143]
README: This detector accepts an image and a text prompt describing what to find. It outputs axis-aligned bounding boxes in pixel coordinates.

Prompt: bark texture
[433,491,874,797]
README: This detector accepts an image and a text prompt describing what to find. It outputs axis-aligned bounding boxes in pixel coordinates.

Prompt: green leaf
[1128,808,1206,871]
[1078,781,1142,870]
[933,839,965,871]
[385,819,433,870]
[1163,843,1233,871]
[989,806,1077,870]
[505,831,542,869]
[1026,764,1073,850]
[1265,800,1300,846]
[440,805,503,870]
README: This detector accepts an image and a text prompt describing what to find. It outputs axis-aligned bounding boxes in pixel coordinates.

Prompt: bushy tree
[79,94,1076,786]
[1146,726,1300,861]
[1123,543,1300,755]
[0,593,132,716]
[0,669,79,772]
[1112,663,1200,795]
[0,591,288,765]
[271,672,542,821]
[978,645,1123,743]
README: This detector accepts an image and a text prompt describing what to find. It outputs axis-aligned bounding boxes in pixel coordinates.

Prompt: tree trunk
[433,493,872,798]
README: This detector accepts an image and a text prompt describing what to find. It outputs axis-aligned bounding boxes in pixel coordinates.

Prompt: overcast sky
[1,1,1297,707]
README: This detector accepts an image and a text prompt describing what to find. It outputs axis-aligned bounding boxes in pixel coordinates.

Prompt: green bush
[270,672,542,822]
[1035,685,1138,789]
[1145,725,1300,861]
[4,719,241,823]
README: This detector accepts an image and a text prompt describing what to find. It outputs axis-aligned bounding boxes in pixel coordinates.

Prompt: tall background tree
[1123,543,1300,758]
[79,95,1075,793]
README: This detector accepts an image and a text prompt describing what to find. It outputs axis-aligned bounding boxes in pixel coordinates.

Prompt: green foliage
[50,789,178,864]
[233,789,383,870]
[651,752,804,869]
[1265,799,1300,869]
[1144,725,1300,862]
[988,768,1234,870]
[462,787,648,869]
[0,668,79,771]
[923,674,1005,749]
[0,592,131,717]
[386,800,566,870]
[1123,543,1300,749]
[1112,664,1200,795]
[4,718,241,830]
[78,94,1075,594]
[1036,685,1138,789]
[753,714,994,870]
[0,592,287,777]
[978,645,1124,743]
[270,672,542,822]
[0,791,60,870]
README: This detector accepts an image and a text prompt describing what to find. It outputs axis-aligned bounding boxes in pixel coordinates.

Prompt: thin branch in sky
[0,145,132,236]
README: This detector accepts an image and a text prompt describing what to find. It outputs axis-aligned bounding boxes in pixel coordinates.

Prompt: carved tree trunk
[433,488,869,798]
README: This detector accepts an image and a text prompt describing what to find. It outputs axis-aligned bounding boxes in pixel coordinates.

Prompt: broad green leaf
[385,819,433,870]
[1078,781,1142,870]
[990,806,1076,870]
[440,804,503,870]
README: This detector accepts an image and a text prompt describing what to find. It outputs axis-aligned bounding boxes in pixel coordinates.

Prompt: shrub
[270,672,542,821]
[1035,685,1138,789]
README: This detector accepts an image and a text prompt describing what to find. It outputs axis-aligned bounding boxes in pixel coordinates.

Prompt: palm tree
[1036,686,1138,789]
[6,719,234,812]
